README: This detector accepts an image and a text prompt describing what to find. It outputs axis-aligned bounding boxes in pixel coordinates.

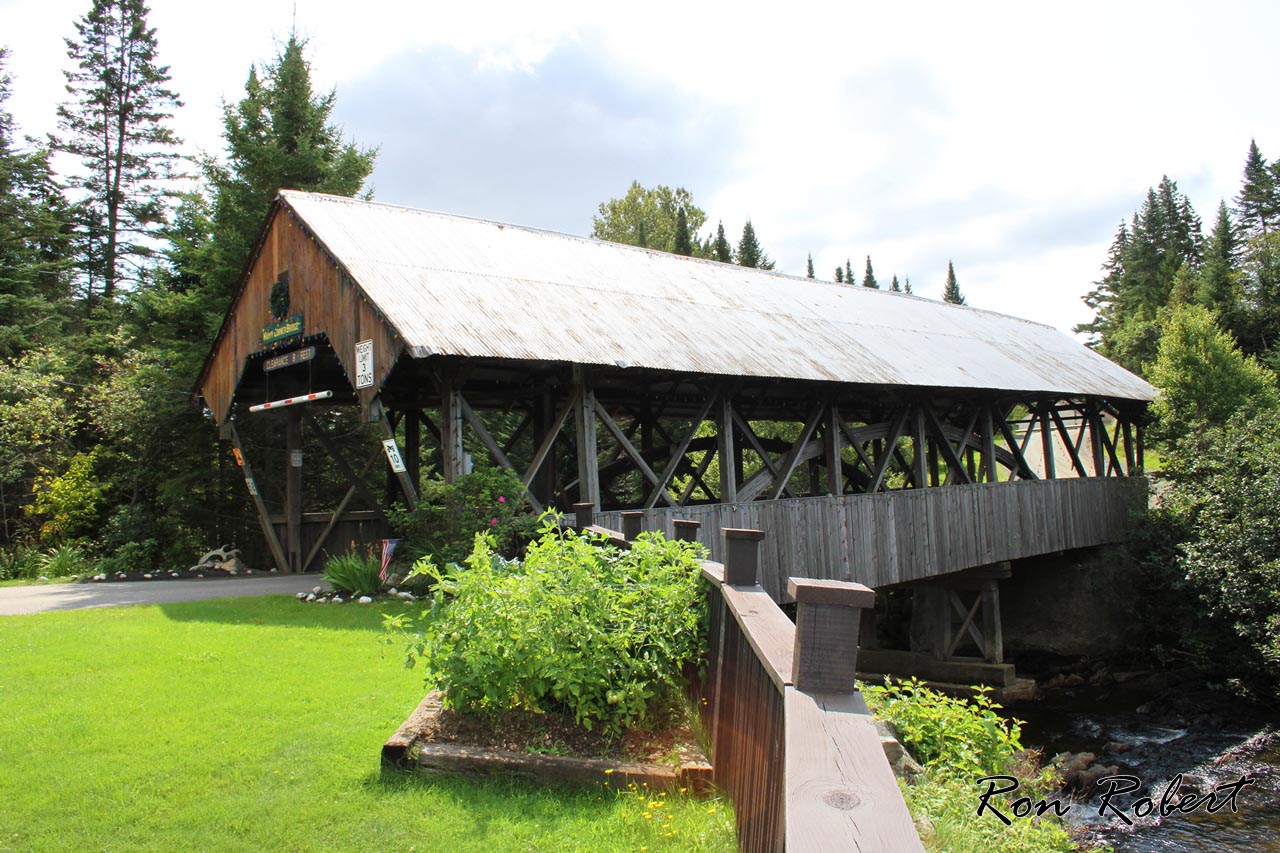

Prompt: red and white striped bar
[248,390,334,413]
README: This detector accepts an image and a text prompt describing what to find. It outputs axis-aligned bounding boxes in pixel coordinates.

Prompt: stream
[1014,677,1280,851]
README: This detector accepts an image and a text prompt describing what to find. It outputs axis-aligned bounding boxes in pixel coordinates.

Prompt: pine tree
[834,266,844,283]
[806,254,815,278]
[54,0,184,303]
[904,276,912,294]
[862,255,878,289]
[942,261,965,304]
[846,258,854,286]
[712,221,732,263]
[736,220,774,269]
[203,34,376,305]
[890,274,901,293]
[1237,140,1277,236]
[0,49,72,355]
[673,206,693,256]
[1197,201,1240,314]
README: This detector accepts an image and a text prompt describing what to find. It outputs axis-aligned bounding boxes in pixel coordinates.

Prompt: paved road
[0,575,330,616]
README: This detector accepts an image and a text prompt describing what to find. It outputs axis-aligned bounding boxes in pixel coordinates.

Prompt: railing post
[620,510,644,541]
[723,528,765,585]
[789,578,876,693]
[573,502,594,529]
[673,518,701,543]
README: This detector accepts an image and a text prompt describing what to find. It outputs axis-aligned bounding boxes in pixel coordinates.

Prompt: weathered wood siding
[270,510,391,571]
[599,477,1148,598]
[200,202,403,423]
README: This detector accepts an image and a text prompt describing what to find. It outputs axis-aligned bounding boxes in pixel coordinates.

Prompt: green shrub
[904,771,1077,853]
[0,544,42,580]
[391,516,707,735]
[322,550,383,597]
[38,543,90,578]
[387,469,540,570]
[862,678,1025,779]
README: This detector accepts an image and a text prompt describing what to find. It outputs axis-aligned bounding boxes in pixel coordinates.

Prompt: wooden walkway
[598,477,1147,599]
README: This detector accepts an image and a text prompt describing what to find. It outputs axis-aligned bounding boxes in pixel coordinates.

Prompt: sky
[2,0,1279,334]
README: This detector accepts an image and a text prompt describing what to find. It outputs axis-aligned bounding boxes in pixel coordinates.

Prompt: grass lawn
[0,596,735,852]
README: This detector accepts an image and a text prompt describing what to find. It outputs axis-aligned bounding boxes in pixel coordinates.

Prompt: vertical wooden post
[981,406,998,483]
[439,376,465,484]
[673,519,701,543]
[825,403,844,496]
[404,409,421,494]
[573,502,594,529]
[531,389,558,507]
[1122,417,1136,475]
[228,422,289,574]
[980,579,1004,664]
[716,394,738,503]
[1040,405,1056,479]
[573,368,600,511]
[1135,419,1145,473]
[723,528,765,585]
[1088,402,1106,477]
[285,410,302,574]
[789,578,876,693]
[911,405,928,489]
[621,510,644,541]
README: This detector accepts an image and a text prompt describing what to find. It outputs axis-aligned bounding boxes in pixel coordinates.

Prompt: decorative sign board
[262,314,304,347]
[355,340,374,388]
[382,439,407,473]
[263,346,316,373]
[290,450,303,468]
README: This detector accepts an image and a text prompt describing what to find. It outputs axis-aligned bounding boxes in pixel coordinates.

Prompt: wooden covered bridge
[196,190,1153,850]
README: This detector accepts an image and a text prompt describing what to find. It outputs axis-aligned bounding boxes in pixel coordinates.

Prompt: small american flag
[380,539,401,581]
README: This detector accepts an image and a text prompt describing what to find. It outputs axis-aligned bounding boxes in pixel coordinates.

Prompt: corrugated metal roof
[280,190,1155,402]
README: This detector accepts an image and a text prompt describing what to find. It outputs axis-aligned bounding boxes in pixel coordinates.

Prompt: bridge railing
[586,517,923,853]
[598,476,1148,598]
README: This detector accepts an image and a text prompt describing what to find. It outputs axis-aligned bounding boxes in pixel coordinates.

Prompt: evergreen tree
[834,266,844,283]
[203,34,376,306]
[846,258,854,286]
[736,220,774,269]
[1197,201,1241,315]
[942,260,965,304]
[712,221,732,263]
[54,0,183,303]
[862,255,878,289]
[1237,140,1277,236]
[592,181,706,255]
[0,49,72,355]
[904,276,912,294]
[806,253,814,279]
[890,274,901,292]
[673,206,693,256]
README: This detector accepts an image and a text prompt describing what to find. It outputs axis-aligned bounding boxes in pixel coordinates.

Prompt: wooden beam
[716,394,738,503]
[732,410,797,499]
[766,402,825,501]
[228,421,290,574]
[868,408,910,493]
[459,395,544,513]
[523,387,578,493]
[942,408,980,487]
[302,446,382,572]
[824,402,844,495]
[374,401,420,509]
[404,410,421,494]
[991,404,1038,480]
[923,405,973,485]
[1039,404,1056,479]
[1087,402,1106,477]
[285,410,303,573]
[438,378,465,484]
[593,398,675,507]
[643,390,718,509]
[1049,406,1089,477]
[981,405,998,483]
[1122,417,1136,475]
[910,405,928,489]
[574,369,600,511]
[679,443,718,505]
[303,412,392,525]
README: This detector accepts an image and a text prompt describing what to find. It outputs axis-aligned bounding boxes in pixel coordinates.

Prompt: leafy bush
[0,544,42,580]
[322,550,383,597]
[862,678,1025,779]
[903,771,1077,853]
[26,449,108,545]
[387,469,540,569]
[38,543,90,578]
[391,517,707,735]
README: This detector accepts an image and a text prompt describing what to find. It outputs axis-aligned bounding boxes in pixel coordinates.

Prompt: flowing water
[1014,684,1280,851]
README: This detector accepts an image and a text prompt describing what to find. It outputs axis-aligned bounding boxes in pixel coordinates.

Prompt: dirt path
[0,575,330,616]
